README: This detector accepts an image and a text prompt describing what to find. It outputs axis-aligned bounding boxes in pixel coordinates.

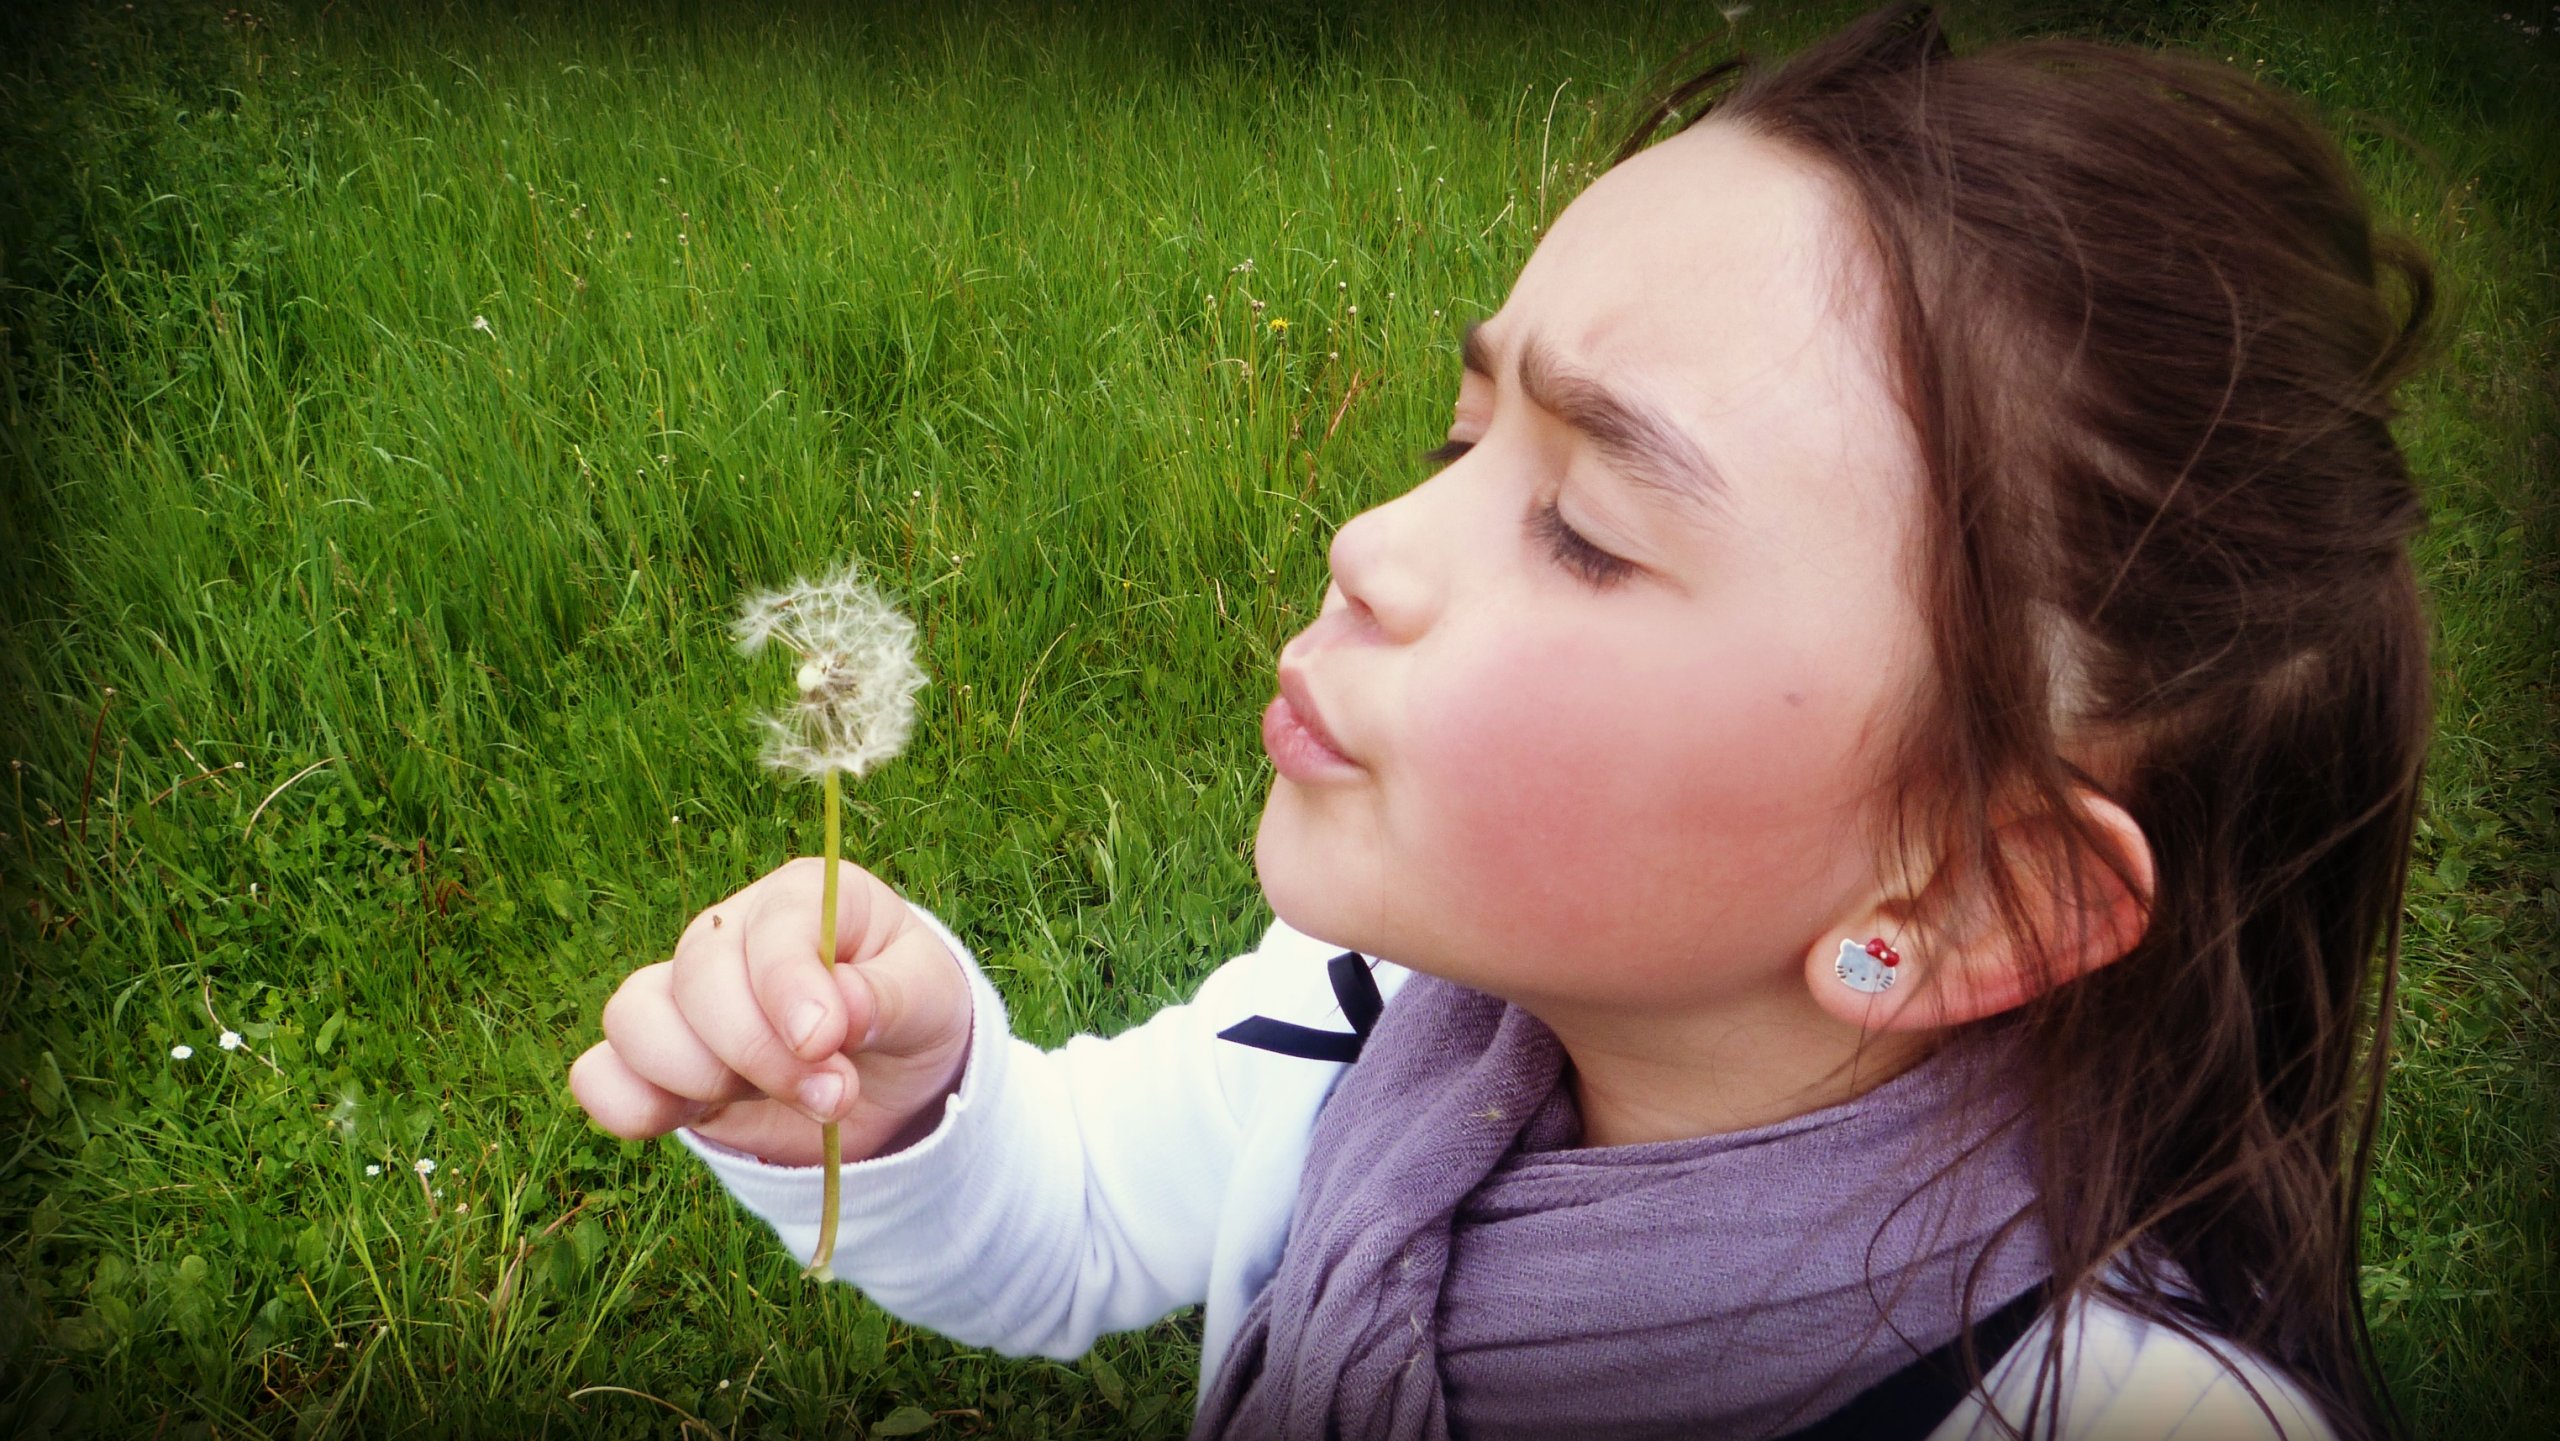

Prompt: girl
[570,4,2433,1436]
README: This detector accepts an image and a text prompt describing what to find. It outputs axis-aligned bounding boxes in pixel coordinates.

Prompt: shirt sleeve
[1943,1298,2338,1441]
[675,906,1336,1361]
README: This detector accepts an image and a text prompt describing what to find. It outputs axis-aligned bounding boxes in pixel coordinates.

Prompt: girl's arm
[679,908,1358,1360]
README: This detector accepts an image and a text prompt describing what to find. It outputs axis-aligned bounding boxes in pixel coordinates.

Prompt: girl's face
[1255,122,1932,1022]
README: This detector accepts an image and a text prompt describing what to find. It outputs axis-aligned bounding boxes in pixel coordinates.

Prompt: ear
[1804,788,2155,1034]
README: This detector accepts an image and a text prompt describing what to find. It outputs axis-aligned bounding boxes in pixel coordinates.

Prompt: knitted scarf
[1192,969,2047,1441]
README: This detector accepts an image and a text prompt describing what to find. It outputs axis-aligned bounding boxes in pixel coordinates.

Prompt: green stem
[806,767,845,1277]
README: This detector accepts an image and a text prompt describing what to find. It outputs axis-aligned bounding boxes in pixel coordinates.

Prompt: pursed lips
[1275,665,1356,764]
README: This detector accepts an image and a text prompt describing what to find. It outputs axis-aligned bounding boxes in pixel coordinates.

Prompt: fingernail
[788,1000,827,1053]
[797,1072,844,1120]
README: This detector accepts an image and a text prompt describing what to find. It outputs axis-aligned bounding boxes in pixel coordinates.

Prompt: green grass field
[1,1,2551,1436]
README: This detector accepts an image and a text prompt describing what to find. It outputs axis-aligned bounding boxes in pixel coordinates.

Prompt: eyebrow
[1461,321,1728,517]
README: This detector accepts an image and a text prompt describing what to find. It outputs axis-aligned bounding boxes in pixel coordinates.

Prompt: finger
[742,857,896,1064]
[599,963,761,1106]
[838,923,971,1059]
[570,1041,710,1140]
[671,899,855,1121]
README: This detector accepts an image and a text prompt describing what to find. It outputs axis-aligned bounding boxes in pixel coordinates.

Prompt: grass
[0,0,2551,1436]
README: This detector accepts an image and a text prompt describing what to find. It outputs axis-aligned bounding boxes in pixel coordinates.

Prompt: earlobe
[1806,788,2155,1035]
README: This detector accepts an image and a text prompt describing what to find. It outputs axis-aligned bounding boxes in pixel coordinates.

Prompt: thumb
[836,923,971,1059]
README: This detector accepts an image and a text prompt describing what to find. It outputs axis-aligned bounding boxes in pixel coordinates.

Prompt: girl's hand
[568,857,973,1168]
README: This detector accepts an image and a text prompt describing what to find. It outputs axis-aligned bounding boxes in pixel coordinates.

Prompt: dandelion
[170,1044,194,1061]
[219,1030,243,1051]
[1269,317,1290,334]
[1718,2,1753,21]
[735,563,926,781]
[366,1163,382,1176]
[471,315,492,334]
[414,1158,436,1176]
[734,561,925,1274]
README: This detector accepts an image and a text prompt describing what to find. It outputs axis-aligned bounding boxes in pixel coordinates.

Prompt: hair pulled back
[1618,5,2435,1435]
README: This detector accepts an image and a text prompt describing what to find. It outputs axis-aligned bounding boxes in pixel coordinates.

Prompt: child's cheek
[1404,624,1875,977]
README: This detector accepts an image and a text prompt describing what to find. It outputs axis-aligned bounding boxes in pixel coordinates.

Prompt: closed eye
[1424,439,1635,589]
[1530,498,1636,589]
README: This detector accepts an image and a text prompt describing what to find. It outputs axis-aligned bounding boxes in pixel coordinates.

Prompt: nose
[1325,485,1438,643]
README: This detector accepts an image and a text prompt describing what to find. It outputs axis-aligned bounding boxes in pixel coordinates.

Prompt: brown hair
[1615,4,2433,1436]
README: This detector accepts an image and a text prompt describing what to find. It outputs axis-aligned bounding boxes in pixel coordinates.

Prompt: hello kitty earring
[1834,937,1902,994]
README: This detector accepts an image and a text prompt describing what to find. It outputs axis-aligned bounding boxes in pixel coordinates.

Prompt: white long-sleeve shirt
[681,910,2334,1440]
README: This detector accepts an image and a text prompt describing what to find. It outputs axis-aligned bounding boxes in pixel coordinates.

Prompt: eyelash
[1421,439,1636,590]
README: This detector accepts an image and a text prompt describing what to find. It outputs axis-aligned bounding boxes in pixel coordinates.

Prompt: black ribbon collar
[1216,951,1382,1064]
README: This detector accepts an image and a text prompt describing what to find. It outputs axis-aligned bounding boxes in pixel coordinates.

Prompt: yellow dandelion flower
[1269,317,1290,334]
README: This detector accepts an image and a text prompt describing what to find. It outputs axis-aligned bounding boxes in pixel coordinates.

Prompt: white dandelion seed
[733,561,926,781]
[170,1044,194,1061]
[219,1030,243,1051]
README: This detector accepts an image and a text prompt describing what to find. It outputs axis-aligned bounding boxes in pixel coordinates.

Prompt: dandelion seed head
[734,561,927,781]
[471,314,492,333]
[219,1030,243,1051]
[170,1044,194,1060]
[366,1163,382,1176]
[414,1158,436,1176]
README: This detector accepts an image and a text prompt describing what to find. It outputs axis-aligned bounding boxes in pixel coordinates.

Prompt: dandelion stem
[807,767,845,1276]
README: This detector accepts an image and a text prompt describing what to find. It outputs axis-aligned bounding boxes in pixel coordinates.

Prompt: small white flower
[734,561,927,781]
[414,1158,436,1176]
[170,1044,194,1060]
[471,314,491,333]
[219,1030,243,1051]
[366,1163,382,1176]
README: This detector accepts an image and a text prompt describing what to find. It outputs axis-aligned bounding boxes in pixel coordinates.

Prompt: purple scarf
[1192,969,2047,1441]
